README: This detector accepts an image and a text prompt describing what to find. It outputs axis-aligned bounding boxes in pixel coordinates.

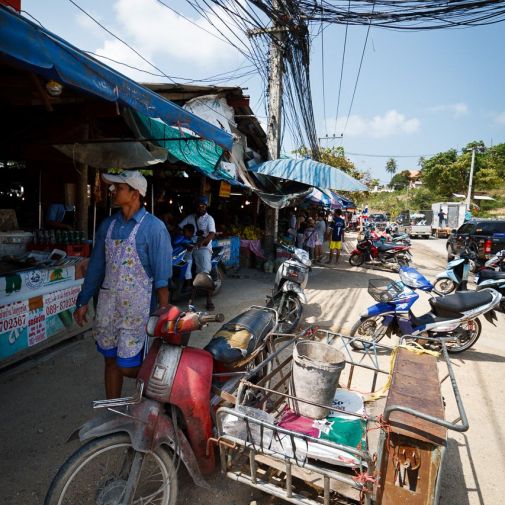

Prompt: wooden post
[76,124,89,238]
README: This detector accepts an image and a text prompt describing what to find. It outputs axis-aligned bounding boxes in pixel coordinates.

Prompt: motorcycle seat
[478,269,505,282]
[377,242,402,251]
[204,307,276,365]
[429,290,493,317]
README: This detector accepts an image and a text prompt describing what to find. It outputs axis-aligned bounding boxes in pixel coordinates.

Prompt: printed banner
[0,266,75,299]
[0,282,83,361]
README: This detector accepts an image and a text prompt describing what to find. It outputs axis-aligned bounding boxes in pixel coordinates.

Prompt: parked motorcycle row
[43,241,505,505]
[349,224,413,269]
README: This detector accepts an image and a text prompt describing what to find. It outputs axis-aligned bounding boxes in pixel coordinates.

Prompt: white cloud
[75,11,104,37]
[494,111,505,124]
[429,102,469,118]
[327,110,420,139]
[91,0,245,80]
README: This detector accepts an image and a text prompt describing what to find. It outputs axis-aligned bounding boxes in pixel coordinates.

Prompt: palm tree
[386,157,397,176]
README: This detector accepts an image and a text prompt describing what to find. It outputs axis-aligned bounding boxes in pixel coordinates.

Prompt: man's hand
[74,305,89,326]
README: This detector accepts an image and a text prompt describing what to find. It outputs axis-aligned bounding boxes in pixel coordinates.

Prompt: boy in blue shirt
[327,209,345,264]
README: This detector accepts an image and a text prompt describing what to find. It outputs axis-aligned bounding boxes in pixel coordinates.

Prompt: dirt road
[1,237,503,505]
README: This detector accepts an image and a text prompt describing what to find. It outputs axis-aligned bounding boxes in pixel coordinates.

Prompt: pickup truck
[397,210,433,238]
[447,219,505,262]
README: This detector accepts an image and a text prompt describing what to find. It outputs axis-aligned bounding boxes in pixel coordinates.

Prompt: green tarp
[132,111,237,183]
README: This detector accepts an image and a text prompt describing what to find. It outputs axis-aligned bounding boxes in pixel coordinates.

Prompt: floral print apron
[94,215,152,359]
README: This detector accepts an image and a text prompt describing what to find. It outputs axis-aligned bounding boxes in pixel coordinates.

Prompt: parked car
[447,219,505,263]
[368,212,388,230]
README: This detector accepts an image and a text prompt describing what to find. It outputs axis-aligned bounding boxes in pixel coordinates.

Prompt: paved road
[0,237,503,505]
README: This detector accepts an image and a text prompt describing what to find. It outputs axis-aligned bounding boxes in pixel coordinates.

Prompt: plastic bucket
[289,340,346,419]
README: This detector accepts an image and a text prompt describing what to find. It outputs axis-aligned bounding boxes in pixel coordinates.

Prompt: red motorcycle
[44,304,277,505]
[349,234,412,268]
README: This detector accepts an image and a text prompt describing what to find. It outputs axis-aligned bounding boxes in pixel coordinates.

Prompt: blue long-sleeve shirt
[76,208,172,307]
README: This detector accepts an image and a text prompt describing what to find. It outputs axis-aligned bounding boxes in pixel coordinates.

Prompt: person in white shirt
[179,196,217,308]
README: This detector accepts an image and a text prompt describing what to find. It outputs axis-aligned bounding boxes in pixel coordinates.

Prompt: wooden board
[385,348,447,446]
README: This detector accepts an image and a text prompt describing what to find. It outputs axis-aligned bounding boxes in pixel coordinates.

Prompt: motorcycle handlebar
[200,313,225,324]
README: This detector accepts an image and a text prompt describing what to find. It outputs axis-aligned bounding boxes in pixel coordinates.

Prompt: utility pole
[466,146,476,211]
[250,0,287,258]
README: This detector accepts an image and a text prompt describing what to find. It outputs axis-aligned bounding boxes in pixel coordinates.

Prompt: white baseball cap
[102,170,147,197]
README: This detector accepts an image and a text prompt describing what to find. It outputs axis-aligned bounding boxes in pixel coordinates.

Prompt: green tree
[390,170,411,190]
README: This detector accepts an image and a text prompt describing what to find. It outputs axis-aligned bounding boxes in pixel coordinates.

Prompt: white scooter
[475,250,505,312]
[267,244,311,333]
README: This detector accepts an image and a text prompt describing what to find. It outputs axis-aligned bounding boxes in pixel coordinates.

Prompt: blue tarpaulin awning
[304,188,356,209]
[250,158,367,191]
[0,5,233,151]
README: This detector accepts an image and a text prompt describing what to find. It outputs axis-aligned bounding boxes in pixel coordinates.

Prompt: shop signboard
[0,281,83,362]
[212,236,240,267]
[0,265,75,300]
[219,181,231,198]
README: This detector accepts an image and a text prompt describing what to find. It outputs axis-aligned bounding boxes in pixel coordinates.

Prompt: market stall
[0,253,92,367]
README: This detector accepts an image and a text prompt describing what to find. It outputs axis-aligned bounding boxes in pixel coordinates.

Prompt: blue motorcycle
[349,266,501,353]
[171,235,225,302]
[171,235,194,302]
[433,247,477,295]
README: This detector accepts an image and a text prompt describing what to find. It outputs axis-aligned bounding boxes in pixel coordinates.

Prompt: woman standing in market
[314,211,327,262]
[73,170,172,399]
[303,217,319,259]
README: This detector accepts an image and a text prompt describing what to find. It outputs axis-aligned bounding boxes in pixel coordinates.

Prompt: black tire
[44,433,178,505]
[444,318,482,354]
[170,278,184,303]
[349,252,365,267]
[433,277,457,295]
[212,266,224,296]
[397,255,410,267]
[268,294,303,333]
[447,244,455,262]
[349,316,389,350]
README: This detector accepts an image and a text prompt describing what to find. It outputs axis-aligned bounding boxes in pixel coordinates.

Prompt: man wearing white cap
[74,170,172,399]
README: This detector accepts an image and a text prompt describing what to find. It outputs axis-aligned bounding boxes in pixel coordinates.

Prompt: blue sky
[22,0,505,182]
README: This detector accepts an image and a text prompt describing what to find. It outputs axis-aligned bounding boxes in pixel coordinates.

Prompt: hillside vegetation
[350,141,505,218]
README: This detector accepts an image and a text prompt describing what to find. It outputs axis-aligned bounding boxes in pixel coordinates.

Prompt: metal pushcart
[212,330,469,505]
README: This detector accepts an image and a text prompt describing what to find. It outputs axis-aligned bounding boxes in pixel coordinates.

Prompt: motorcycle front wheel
[268,294,303,333]
[433,277,457,295]
[396,255,410,267]
[212,265,224,296]
[350,316,389,350]
[44,433,178,505]
[349,252,365,267]
[443,317,482,354]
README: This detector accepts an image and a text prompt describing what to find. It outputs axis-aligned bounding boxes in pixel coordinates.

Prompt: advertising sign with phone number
[0,284,81,361]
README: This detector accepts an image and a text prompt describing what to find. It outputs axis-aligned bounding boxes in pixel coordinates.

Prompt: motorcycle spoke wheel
[445,318,482,354]
[349,254,364,267]
[350,316,389,350]
[270,295,303,333]
[44,434,177,505]
[433,278,456,295]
